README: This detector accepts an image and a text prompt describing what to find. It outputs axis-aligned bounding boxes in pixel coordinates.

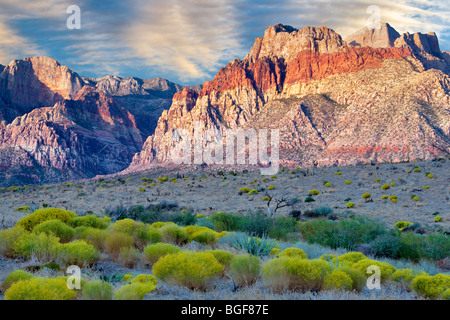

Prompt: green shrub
[268,185,276,190]
[238,187,250,193]
[79,228,108,250]
[5,277,76,300]
[413,167,421,173]
[352,259,396,282]
[324,183,332,187]
[231,233,278,257]
[346,202,355,208]
[240,211,272,237]
[261,257,324,293]
[114,282,154,300]
[69,215,109,229]
[82,281,114,300]
[0,227,26,258]
[230,254,261,287]
[399,233,424,261]
[143,243,181,265]
[33,219,75,243]
[57,240,100,266]
[304,196,316,202]
[338,266,366,292]
[381,184,390,190]
[118,247,141,268]
[208,212,241,232]
[345,180,352,185]
[205,250,234,268]
[13,233,60,262]
[269,216,297,240]
[160,224,189,245]
[334,171,342,176]
[390,269,418,288]
[323,270,353,291]
[308,190,320,196]
[389,195,398,203]
[434,216,442,222]
[104,232,133,258]
[17,208,78,231]
[153,251,224,290]
[412,274,450,299]
[0,270,35,292]
[422,233,450,260]
[362,193,371,199]
[248,189,258,195]
[370,233,401,259]
[337,252,367,265]
[279,248,308,259]
[442,289,450,300]
[394,221,413,232]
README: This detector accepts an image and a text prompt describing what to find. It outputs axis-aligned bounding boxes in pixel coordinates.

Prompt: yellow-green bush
[382,195,388,199]
[230,254,261,287]
[323,270,353,291]
[362,193,371,199]
[13,233,60,261]
[390,268,421,289]
[412,274,450,299]
[345,180,352,185]
[82,280,114,300]
[205,250,234,268]
[352,259,396,282]
[131,274,158,292]
[239,187,250,193]
[14,206,31,212]
[104,232,133,258]
[184,226,219,246]
[5,277,76,300]
[394,221,413,232]
[337,252,367,265]
[308,190,320,196]
[389,195,398,203]
[17,208,78,231]
[434,216,443,222]
[114,282,154,300]
[118,247,141,268]
[334,171,342,176]
[346,202,355,208]
[160,224,189,245]
[69,215,109,229]
[57,240,100,266]
[338,266,366,292]
[442,289,450,300]
[33,219,75,243]
[157,176,169,182]
[248,189,258,195]
[381,184,390,190]
[0,227,26,258]
[324,183,332,187]
[261,257,324,293]
[153,251,224,290]
[268,185,276,190]
[0,270,35,292]
[79,228,108,250]
[279,248,308,260]
[143,243,181,265]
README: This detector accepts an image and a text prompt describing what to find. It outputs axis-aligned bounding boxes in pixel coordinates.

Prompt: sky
[0,0,448,86]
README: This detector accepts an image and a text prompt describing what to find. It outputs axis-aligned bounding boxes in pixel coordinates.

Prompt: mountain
[125,23,450,173]
[0,57,84,124]
[0,86,143,186]
[346,22,400,48]
[84,76,195,137]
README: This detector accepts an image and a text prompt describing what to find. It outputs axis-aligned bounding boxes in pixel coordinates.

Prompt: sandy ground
[0,160,448,231]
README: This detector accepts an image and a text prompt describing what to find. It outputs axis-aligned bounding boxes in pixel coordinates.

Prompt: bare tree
[264,192,299,218]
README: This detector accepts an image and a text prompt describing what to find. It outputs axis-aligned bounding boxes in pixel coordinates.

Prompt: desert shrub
[196,218,215,229]
[230,254,261,287]
[412,196,420,201]
[118,247,141,268]
[382,195,388,199]
[346,202,355,208]
[352,259,396,282]
[143,243,181,265]
[238,187,250,193]
[33,219,75,243]
[5,277,76,300]
[205,250,234,268]
[269,216,297,240]
[370,233,401,259]
[413,167,421,173]
[324,183,332,187]
[338,266,366,292]
[184,225,220,246]
[394,221,413,232]
[17,208,78,231]
[434,216,442,222]
[345,180,352,185]
[297,219,336,248]
[262,196,271,201]
[131,274,158,290]
[422,233,450,260]
[13,233,59,262]
[69,215,109,229]
[208,212,241,232]
[79,228,108,250]
[57,240,100,266]
[268,185,276,190]
[0,270,35,292]
[399,233,424,261]
[82,281,114,300]
[334,171,342,176]
[362,193,371,199]
[104,232,133,258]
[412,274,450,299]
[0,227,26,258]
[160,224,189,245]
[279,248,308,259]
[240,211,272,237]
[145,226,163,244]
[381,184,390,190]
[153,251,224,290]
[304,196,316,203]
[248,189,258,195]
[261,257,323,293]
[172,210,197,226]
[303,206,333,218]
[114,282,154,300]
[323,270,353,291]
[308,190,320,196]
[390,269,418,289]
[337,252,367,265]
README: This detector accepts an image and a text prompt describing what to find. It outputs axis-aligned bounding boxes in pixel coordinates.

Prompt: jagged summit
[345,22,400,48]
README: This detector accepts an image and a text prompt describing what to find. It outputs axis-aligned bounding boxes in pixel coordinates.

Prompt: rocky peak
[346,22,400,48]
[394,31,442,58]
[247,25,346,62]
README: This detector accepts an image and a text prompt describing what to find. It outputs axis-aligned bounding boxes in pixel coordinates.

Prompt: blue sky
[0,0,448,86]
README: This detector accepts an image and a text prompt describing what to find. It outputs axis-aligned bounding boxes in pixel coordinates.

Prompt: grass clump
[230,254,261,287]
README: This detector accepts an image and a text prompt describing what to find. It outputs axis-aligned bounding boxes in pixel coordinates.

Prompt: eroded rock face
[346,23,400,48]
[0,57,84,123]
[125,24,450,173]
[0,86,143,185]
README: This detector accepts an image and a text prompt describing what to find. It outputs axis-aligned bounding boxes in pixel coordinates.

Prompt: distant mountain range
[0,22,449,186]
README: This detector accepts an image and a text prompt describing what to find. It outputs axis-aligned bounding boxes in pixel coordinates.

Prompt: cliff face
[0,57,84,123]
[0,86,143,185]
[345,23,400,48]
[125,24,450,173]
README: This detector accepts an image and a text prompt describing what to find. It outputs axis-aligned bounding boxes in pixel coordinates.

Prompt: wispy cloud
[0,0,448,84]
